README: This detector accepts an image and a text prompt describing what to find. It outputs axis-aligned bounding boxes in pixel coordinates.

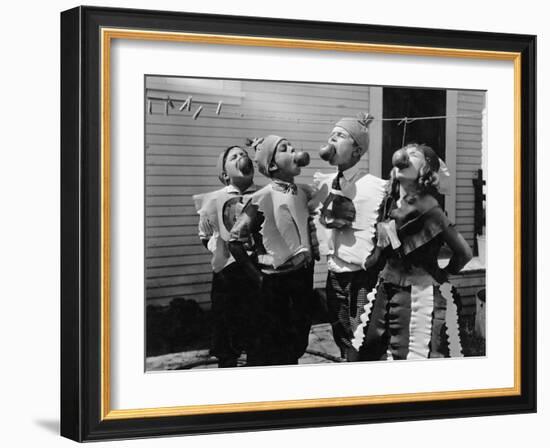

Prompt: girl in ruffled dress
[358,144,472,360]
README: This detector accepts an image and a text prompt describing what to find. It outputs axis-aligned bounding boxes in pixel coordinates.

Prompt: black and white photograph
[144,76,487,371]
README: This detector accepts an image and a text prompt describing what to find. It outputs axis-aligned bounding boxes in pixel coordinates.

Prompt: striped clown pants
[359,281,450,361]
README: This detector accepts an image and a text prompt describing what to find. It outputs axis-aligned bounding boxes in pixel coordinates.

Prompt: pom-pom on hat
[247,135,285,177]
[216,145,242,185]
[334,112,374,155]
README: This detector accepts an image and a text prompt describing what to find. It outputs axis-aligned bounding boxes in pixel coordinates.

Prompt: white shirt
[312,165,387,273]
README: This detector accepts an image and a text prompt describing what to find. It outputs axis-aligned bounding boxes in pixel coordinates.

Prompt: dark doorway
[382,88,447,177]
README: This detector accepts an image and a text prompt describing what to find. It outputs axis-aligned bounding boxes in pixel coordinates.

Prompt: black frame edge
[60,6,83,442]
[520,35,537,414]
[73,5,537,49]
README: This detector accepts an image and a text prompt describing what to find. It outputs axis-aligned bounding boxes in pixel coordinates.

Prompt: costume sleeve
[193,192,218,240]
[399,206,452,255]
[197,215,214,240]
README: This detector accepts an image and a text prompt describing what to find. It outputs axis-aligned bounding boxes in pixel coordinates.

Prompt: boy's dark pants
[210,263,261,367]
[326,269,378,361]
[254,263,314,366]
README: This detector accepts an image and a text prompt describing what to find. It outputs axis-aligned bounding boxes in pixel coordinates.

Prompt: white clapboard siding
[455,91,485,246]
[449,270,486,315]
[146,79,370,307]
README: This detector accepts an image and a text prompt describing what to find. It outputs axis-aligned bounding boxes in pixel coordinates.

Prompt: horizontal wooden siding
[146,79,370,306]
[455,90,485,247]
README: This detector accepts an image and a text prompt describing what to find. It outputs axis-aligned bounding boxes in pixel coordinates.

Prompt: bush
[146,297,211,357]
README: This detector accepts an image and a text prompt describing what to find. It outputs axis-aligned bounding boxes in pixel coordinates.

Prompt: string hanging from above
[397,117,416,147]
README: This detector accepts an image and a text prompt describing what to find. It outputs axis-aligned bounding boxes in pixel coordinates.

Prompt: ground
[146,323,342,370]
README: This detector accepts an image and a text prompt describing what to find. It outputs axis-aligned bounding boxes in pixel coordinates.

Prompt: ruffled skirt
[352,281,462,360]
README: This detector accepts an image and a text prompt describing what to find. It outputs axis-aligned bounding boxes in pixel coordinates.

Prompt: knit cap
[248,135,285,177]
[334,112,373,155]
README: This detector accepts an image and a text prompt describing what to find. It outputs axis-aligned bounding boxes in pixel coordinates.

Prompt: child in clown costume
[357,144,472,360]
[193,146,260,367]
[311,113,387,361]
[228,135,318,366]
